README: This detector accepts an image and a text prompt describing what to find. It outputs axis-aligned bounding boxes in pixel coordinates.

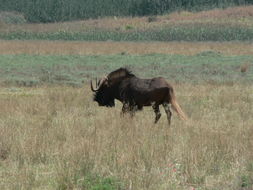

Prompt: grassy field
[0,51,252,189]
[0,83,252,190]
[0,5,253,190]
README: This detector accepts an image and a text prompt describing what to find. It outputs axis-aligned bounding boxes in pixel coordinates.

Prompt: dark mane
[107,68,135,80]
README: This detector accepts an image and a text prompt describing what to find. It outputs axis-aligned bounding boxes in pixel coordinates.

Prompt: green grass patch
[77,175,123,190]
[0,53,252,87]
[1,24,253,41]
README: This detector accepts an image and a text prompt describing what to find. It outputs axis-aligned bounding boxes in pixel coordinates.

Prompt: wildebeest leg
[129,105,138,117]
[162,103,172,125]
[121,103,136,117]
[121,103,129,116]
[152,103,161,124]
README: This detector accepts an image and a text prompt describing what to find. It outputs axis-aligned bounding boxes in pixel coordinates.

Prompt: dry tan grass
[0,84,252,189]
[1,40,253,55]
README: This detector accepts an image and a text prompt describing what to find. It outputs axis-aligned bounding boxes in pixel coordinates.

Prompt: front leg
[129,104,138,117]
[121,103,138,118]
[121,103,129,116]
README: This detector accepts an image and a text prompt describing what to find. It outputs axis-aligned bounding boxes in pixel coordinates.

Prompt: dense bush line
[0,0,252,23]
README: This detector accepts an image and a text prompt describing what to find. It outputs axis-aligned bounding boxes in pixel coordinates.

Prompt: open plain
[0,5,253,190]
[0,41,253,190]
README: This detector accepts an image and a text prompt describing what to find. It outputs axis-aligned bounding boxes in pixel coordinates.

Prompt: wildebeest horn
[90,80,98,92]
[90,76,108,92]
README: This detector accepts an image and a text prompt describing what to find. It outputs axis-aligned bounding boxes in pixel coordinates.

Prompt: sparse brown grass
[1,40,253,55]
[0,84,252,189]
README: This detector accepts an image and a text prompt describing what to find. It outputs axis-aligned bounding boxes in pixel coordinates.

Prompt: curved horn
[98,76,108,87]
[90,80,98,92]
[90,76,108,92]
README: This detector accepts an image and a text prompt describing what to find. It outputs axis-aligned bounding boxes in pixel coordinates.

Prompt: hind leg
[152,103,161,124]
[162,103,172,125]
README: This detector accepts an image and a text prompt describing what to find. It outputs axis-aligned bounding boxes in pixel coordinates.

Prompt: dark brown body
[119,77,173,106]
[91,68,187,125]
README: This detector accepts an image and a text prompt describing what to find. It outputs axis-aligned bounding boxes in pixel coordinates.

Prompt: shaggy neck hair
[107,68,135,81]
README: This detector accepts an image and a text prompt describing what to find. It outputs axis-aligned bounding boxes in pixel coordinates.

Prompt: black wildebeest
[90,68,187,125]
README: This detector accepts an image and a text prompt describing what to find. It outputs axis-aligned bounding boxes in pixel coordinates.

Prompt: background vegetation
[0,0,252,22]
[1,6,253,41]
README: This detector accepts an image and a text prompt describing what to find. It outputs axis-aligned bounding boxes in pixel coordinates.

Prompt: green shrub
[241,175,253,188]
[79,174,124,190]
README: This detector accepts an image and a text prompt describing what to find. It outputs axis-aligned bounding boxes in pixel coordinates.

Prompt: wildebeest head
[90,68,134,107]
[91,76,115,107]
